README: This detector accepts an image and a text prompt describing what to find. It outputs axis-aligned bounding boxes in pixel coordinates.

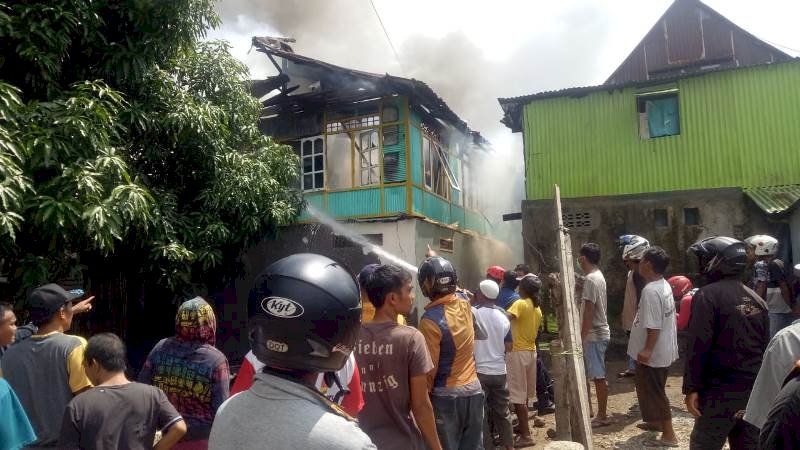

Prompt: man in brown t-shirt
[356,264,442,450]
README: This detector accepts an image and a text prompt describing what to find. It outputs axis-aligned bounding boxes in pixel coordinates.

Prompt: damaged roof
[251,37,488,147]
[498,0,795,132]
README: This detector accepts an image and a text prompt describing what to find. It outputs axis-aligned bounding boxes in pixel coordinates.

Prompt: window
[684,208,700,225]
[382,106,399,123]
[301,136,324,191]
[637,92,680,139]
[654,208,669,227]
[422,134,460,200]
[423,136,433,189]
[326,114,380,133]
[358,129,380,186]
[562,212,592,229]
[382,125,399,146]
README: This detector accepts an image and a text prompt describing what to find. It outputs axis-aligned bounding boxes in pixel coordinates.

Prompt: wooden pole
[550,339,572,441]
[553,184,594,450]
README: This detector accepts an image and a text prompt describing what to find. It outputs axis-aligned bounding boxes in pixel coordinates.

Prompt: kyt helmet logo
[261,297,305,318]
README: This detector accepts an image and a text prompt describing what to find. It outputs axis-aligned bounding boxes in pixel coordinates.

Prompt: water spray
[305,204,419,274]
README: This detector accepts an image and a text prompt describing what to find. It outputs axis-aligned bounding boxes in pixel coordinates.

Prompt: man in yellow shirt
[1,284,93,447]
[505,274,543,447]
[358,264,406,325]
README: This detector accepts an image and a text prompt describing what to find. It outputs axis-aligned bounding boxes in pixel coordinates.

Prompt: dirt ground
[516,358,721,450]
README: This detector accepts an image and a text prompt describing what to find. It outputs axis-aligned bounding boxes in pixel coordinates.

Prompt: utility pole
[553,184,593,449]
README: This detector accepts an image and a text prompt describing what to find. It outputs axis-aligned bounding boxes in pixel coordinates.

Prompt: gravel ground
[512,358,723,450]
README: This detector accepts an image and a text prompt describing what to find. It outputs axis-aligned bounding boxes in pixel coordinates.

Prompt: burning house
[218,37,513,349]
[498,0,800,311]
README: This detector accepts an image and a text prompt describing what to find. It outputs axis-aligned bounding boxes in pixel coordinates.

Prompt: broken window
[423,136,433,189]
[382,124,399,147]
[301,136,324,191]
[382,106,399,123]
[422,134,461,200]
[358,129,380,186]
[325,133,352,190]
[638,91,680,139]
[326,114,380,133]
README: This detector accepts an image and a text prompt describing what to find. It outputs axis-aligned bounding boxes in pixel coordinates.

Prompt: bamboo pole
[553,184,593,449]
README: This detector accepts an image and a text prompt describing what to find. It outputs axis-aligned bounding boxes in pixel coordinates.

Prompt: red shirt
[230,351,364,417]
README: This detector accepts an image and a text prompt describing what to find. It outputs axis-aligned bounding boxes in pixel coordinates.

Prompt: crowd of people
[0,232,799,450]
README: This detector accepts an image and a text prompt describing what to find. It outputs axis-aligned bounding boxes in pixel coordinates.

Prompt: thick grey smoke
[207,0,647,263]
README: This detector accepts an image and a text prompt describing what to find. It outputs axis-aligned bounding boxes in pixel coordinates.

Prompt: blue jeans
[769,312,795,340]
[430,393,485,450]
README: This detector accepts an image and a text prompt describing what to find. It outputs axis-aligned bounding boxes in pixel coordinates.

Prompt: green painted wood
[422,191,450,224]
[521,61,800,199]
[327,189,381,217]
[384,186,407,213]
[412,186,424,215]
[410,123,422,185]
[299,192,325,220]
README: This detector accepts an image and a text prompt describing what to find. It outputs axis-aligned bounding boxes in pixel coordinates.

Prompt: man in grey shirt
[578,243,611,427]
[209,253,374,450]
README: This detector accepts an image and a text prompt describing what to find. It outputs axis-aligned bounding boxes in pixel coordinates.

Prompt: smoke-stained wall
[217,217,515,362]
[521,188,783,329]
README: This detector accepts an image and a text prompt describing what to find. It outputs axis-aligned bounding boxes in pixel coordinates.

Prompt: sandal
[513,435,535,448]
[618,369,636,378]
[591,418,612,428]
[643,438,679,447]
[636,422,662,432]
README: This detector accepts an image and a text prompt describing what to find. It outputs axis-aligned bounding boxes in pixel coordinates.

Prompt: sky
[208,0,800,157]
[206,0,800,250]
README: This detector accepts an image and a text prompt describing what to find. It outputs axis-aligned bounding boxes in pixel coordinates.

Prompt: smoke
[206,0,668,264]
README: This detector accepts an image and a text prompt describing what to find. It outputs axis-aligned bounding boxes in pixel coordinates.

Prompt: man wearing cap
[472,279,514,450]
[488,266,520,311]
[1,283,93,448]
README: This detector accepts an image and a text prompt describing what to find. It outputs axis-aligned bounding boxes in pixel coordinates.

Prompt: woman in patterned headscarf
[140,297,229,450]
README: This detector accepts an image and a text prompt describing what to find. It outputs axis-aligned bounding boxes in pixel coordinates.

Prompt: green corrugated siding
[327,189,381,217]
[383,125,406,183]
[466,210,486,234]
[450,205,465,228]
[522,61,800,199]
[422,191,450,224]
[412,187,424,215]
[299,192,325,220]
[384,186,406,213]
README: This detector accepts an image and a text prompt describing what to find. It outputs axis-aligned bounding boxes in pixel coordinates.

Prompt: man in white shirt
[472,280,514,450]
[627,246,679,447]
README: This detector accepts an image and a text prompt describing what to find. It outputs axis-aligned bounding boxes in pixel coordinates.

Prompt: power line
[369,0,404,74]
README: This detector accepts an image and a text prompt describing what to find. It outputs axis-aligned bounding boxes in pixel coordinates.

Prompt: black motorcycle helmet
[247,253,361,373]
[687,236,748,279]
[418,256,458,299]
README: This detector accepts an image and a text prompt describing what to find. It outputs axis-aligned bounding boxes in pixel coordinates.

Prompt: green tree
[0,1,302,299]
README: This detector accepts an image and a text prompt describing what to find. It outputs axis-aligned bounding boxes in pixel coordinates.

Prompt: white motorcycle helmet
[619,234,650,261]
[744,235,779,256]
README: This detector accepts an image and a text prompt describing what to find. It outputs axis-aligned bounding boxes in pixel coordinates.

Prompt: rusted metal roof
[498,0,794,132]
[744,185,800,215]
[606,0,791,85]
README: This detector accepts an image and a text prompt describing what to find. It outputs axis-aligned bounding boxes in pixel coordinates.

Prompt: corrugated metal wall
[383,186,406,213]
[523,61,800,199]
[328,189,381,217]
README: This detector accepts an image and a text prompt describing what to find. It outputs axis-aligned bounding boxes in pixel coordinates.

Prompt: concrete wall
[216,218,514,361]
[521,188,781,328]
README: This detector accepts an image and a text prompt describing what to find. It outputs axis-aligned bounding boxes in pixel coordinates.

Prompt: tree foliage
[0,1,302,297]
